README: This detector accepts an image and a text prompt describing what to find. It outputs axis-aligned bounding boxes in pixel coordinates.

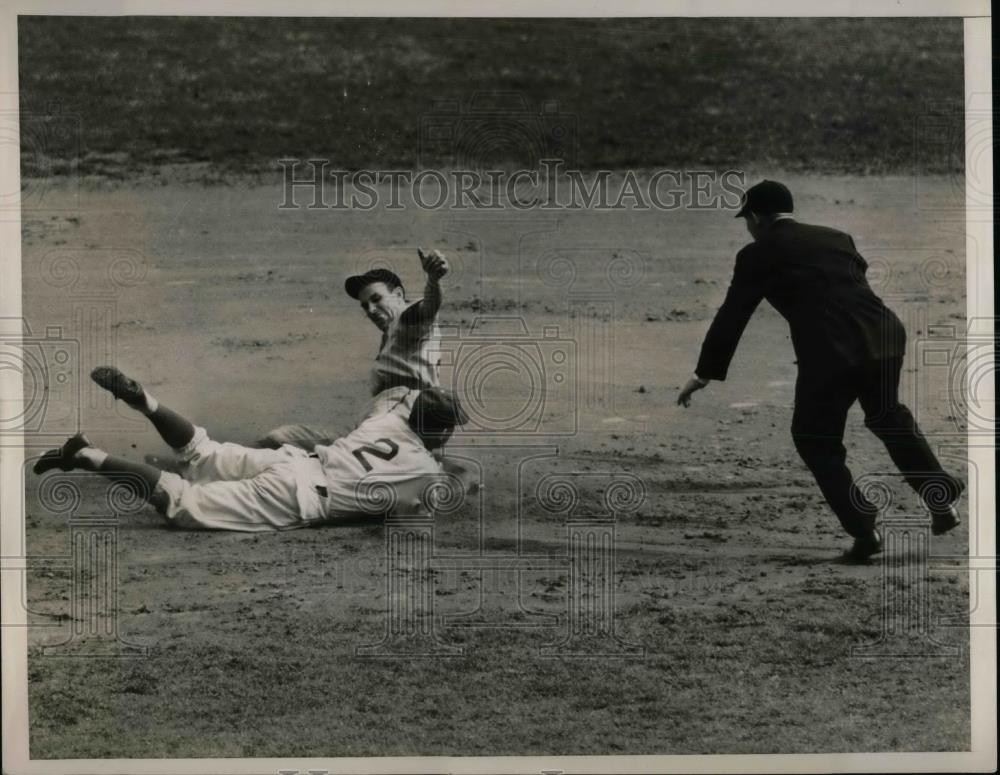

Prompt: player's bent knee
[257,423,334,451]
[255,435,284,450]
[172,425,211,460]
[152,471,199,528]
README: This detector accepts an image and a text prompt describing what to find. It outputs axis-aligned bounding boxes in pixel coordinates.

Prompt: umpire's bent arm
[695,245,770,381]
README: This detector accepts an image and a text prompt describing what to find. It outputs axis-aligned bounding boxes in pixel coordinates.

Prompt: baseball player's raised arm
[694,248,768,381]
[411,247,448,324]
[421,273,443,320]
[400,290,441,328]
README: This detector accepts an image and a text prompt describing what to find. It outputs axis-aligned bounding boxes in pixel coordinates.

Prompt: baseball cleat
[91,366,146,408]
[33,433,92,475]
[930,504,961,536]
[843,529,883,564]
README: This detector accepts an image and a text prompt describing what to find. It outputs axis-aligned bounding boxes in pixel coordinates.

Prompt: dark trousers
[791,357,963,538]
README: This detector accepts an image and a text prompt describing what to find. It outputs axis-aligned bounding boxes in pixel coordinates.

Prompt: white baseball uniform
[155,411,445,532]
[259,298,442,450]
[364,298,442,420]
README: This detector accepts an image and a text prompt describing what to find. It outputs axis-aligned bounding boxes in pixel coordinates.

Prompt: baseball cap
[409,387,470,434]
[345,268,403,299]
[734,180,794,218]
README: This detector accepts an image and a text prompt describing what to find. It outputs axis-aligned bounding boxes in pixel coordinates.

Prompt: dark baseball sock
[96,455,164,504]
[111,384,195,449]
[145,404,196,450]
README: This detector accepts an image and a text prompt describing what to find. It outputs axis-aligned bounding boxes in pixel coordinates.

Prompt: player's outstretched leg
[33,432,164,506]
[32,432,94,475]
[92,367,292,486]
[32,432,305,531]
[91,366,195,448]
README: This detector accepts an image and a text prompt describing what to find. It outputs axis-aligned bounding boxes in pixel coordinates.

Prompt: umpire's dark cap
[345,268,403,299]
[735,180,794,218]
[409,387,470,434]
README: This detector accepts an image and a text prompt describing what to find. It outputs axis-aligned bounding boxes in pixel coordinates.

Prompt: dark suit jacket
[695,219,906,381]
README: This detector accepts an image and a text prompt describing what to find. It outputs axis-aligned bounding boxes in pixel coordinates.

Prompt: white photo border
[1,3,994,774]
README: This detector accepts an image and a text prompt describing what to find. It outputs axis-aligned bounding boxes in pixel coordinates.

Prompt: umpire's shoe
[931,504,961,536]
[33,433,92,475]
[844,529,883,564]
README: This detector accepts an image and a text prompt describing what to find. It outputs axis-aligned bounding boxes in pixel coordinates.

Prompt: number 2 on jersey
[351,438,400,472]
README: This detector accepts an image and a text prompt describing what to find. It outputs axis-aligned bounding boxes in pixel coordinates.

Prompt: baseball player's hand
[677,375,710,407]
[418,247,448,281]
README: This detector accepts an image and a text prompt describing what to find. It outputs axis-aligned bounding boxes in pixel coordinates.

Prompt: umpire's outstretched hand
[677,375,710,408]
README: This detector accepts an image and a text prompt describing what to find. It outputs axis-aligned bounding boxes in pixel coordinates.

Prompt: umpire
[677,180,963,561]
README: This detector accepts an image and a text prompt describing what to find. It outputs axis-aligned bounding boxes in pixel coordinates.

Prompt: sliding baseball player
[259,247,448,448]
[34,367,468,531]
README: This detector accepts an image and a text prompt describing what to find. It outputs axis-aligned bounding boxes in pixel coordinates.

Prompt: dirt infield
[20,171,970,757]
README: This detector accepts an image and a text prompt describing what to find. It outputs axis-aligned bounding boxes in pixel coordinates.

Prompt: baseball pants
[257,387,419,451]
[154,426,327,532]
[791,357,964,537]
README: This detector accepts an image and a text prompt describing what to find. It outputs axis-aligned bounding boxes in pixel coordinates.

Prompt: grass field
[18,17,963,176]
